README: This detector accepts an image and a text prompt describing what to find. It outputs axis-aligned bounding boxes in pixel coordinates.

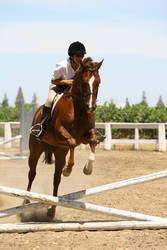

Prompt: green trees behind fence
[95,103,167,123]
[0,102,167,139]
[1,102,167,123]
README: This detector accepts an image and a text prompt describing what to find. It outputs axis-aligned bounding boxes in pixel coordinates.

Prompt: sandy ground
[0,148,167,249]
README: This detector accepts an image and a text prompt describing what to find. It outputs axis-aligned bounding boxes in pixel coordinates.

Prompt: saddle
[30,85,71,138]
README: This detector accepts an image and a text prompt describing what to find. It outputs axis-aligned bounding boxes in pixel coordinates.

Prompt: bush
[95,103,167,139]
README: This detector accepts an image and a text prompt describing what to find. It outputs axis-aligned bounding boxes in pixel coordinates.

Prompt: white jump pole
[0,202,44,218]
[1,221,167,233]
[62,169,167,200]
[0,186,167,222]
[0,135,22,145]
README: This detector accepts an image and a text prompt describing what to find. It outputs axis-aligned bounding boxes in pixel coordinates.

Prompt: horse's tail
[44,150,54,164]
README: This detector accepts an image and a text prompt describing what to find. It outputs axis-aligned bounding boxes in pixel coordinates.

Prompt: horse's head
[77,57,103,112]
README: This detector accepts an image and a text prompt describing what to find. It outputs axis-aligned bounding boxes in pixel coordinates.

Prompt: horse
[25,57,103,219]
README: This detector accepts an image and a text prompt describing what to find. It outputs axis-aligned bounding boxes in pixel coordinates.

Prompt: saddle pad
[51,93,64,116]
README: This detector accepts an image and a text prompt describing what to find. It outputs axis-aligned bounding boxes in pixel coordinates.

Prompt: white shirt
[51,58,75,81]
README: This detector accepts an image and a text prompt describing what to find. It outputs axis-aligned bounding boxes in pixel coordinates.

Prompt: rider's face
[72,54,84,65]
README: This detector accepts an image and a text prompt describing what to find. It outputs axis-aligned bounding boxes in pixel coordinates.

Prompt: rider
[32,41,86,138]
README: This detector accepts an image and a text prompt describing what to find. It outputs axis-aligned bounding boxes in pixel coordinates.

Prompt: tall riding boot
[31,105,51,139]
[40,105,51,129]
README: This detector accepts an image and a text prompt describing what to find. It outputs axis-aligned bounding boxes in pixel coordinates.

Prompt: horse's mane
[82,57,97,67]
[73,57,97,84]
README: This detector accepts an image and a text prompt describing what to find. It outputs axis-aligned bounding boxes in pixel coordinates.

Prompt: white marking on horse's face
[88,76,95,108]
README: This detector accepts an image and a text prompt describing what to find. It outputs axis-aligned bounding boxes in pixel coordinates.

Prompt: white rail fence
[0,122,20,149]
[0,122,25,159]
[0,122,167,152]
[96,122,167,152]
[0,169,167,232]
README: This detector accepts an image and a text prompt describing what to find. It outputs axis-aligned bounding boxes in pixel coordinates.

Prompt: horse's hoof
[62,167,71,177]
[47,207,55,219]
[83,168,92,175]
[83,164,93,175]
[23,199,30,205]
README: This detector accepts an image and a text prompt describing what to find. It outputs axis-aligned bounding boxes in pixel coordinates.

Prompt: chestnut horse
[26,57,103,218]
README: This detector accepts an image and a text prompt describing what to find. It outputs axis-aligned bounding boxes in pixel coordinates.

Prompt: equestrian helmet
[68,41,86,56]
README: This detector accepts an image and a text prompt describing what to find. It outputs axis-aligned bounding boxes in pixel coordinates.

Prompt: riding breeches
[45,84,57,108]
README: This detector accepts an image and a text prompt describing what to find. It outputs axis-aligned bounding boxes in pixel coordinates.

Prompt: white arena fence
[96,122,167,152]
[0,122,20,149]
[0,169,167,232]
[1,122,167,152]
[0,122,26,159]
[0,134,26,160]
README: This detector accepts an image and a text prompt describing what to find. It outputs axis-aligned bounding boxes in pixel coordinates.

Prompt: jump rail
[0,135,26,159]
[1,221,167,233]
[0,169,167,232]
[0,122,20,149]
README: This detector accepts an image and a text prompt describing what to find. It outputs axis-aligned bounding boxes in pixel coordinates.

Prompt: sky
[0,0,167,107]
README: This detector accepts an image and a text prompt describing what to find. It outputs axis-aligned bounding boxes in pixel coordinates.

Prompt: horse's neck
[71,77,85,114]
[71,75,82,97]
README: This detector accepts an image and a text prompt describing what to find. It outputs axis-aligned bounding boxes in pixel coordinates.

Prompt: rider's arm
[51,79,73,85]
[51,62,74,85]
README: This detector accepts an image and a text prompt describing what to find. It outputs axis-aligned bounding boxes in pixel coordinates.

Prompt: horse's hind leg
[62,147,75,177]
[47,147,69,218]
[24,135,44,204]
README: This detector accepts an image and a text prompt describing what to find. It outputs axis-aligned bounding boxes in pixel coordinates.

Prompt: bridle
[81,67,99,101]
[69,66,99,111]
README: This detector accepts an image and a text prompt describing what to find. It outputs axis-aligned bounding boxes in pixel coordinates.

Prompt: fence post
[104,123,111,150]
[158,123,166,152]
[20,104,37,155]
[4,123,12,149]
[134,128,139,150]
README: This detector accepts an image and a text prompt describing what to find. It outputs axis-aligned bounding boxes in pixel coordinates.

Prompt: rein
[70,65,99,104]
[82,92,97,98]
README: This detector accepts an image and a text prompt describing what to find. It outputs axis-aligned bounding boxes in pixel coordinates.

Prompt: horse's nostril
[92,105,97,111]
[86,104,89,110]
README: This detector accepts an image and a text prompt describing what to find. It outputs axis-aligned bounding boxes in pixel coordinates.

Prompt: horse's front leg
[62,147,75,177]
[89,127,98,145]
[56,119,76,147]
[82,128,97,175]
[83,143,96,175]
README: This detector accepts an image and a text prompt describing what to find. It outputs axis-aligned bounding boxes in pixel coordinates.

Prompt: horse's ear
[95,59,104,70]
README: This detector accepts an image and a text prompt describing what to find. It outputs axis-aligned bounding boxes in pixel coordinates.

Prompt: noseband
[70,67,99,109]
[82,92,97,99]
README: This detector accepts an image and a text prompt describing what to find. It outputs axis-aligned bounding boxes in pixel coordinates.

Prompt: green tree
[0,106,20,122]
[1,93,9,107]
[156,95,165,107]
[15,87,25,107]
[32,92,38,105]
[125,97,130,107]
[139,91,148,106]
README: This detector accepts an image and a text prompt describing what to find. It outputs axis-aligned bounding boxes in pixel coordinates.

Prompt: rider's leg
[40,105,51,126]
[31,84,56,138]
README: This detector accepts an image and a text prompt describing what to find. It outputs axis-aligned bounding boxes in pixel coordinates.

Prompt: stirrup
[96,128,106,144]
[30,123,43,138]
[97,135,106,144]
